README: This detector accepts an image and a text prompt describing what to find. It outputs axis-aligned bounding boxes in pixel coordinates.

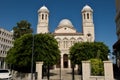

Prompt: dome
[58,19,73,28]
[38,5,49,13]
[82,5,93,12]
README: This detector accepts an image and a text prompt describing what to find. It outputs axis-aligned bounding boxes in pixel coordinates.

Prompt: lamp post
[60,55,62,80]
[31,34,34,80]
[20,28,26,80]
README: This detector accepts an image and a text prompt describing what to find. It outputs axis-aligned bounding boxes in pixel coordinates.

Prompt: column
[60,55,63,80]
[0,61,1,69]
[68,60,71,69]
[3,61,6,69]
[104,61,114,80]
[75,65,78,70]
[36,62,43,80]
[61,55,63,69]
[53,65,56,70]
[82,61,90,80]
[60,41,63,49]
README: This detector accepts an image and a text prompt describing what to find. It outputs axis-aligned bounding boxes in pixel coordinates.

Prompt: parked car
[0,69,12,80]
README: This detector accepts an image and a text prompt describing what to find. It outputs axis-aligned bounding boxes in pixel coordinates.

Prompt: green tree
[13,20,33,39]
[34,34,60,80]
[6,33,60,75]
[69,42,109,78]
[69,42,109,64]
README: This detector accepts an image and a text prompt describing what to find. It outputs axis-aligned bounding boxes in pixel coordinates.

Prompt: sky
[0,0,117,52]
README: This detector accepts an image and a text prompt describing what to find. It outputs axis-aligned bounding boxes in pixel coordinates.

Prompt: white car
[0,69,12,80]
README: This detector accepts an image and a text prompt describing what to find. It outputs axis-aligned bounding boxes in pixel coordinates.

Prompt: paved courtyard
[43,69,82,80]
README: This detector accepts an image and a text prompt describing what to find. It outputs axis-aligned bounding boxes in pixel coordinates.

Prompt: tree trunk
[78,64,82,75]
[72,64,75,80]
[47,65,50,80]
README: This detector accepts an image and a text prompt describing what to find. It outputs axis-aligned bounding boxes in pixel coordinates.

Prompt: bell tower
[37,5,49,34]
[82,5,95,42]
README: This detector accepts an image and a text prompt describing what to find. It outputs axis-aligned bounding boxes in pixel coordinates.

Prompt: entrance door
[63,54,68,68]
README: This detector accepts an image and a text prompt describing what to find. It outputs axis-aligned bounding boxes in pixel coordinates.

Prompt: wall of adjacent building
[0,28,13,69]
[115,0,120,39]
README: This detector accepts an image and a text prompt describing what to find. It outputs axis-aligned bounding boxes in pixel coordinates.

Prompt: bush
[90,59,104,76]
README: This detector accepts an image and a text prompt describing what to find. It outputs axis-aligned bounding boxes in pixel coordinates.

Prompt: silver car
[0,69,12,80]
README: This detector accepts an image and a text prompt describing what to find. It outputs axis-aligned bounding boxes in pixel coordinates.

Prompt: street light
[20,28,26,80]
[60,55,62,80]
[31,33,34,80]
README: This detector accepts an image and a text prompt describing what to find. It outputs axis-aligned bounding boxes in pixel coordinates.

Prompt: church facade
[37,5,95,69]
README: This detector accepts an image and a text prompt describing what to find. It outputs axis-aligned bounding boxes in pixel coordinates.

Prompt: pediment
[54,26,76,33]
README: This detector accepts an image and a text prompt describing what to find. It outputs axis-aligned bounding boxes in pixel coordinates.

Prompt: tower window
[45,14,47,20]
[87,13,89,19]
[90,13,92,19]
[42,14,44,20]
[87,33,92,42]
[87,33,91,37]
[84,14,86,19]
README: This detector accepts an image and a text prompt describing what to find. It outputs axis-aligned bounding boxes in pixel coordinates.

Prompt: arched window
[84,13,86,19]
[77,37,83,42]
[70,38,76,46]
[42,14,44,20]
[87,33,92,42]
[56,38,61,48]
[45,14,47,20]
[90,13,92,19]
[63,38,68,49]
[87,13,89,19]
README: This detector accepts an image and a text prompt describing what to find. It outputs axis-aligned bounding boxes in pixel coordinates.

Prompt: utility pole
[31,34,34,80]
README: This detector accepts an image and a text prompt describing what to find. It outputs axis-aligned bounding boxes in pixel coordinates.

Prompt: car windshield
[0,70,9,73]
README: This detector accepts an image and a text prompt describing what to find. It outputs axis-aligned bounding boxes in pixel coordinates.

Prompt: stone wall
[82,60,114,80]
[12,70,35,80]
[12,61,43,80]
[36,62,43,80]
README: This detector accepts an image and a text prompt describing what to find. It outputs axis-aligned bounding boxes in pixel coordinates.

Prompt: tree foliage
[13,20,33,39]
[6,33,60,72]
[69,42,109,65]
[34,34,60,65]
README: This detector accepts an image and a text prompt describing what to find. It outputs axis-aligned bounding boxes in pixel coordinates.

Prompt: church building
[37,5,95,69]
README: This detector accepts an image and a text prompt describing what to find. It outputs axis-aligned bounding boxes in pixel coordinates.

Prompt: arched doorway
[63,54,68,68]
